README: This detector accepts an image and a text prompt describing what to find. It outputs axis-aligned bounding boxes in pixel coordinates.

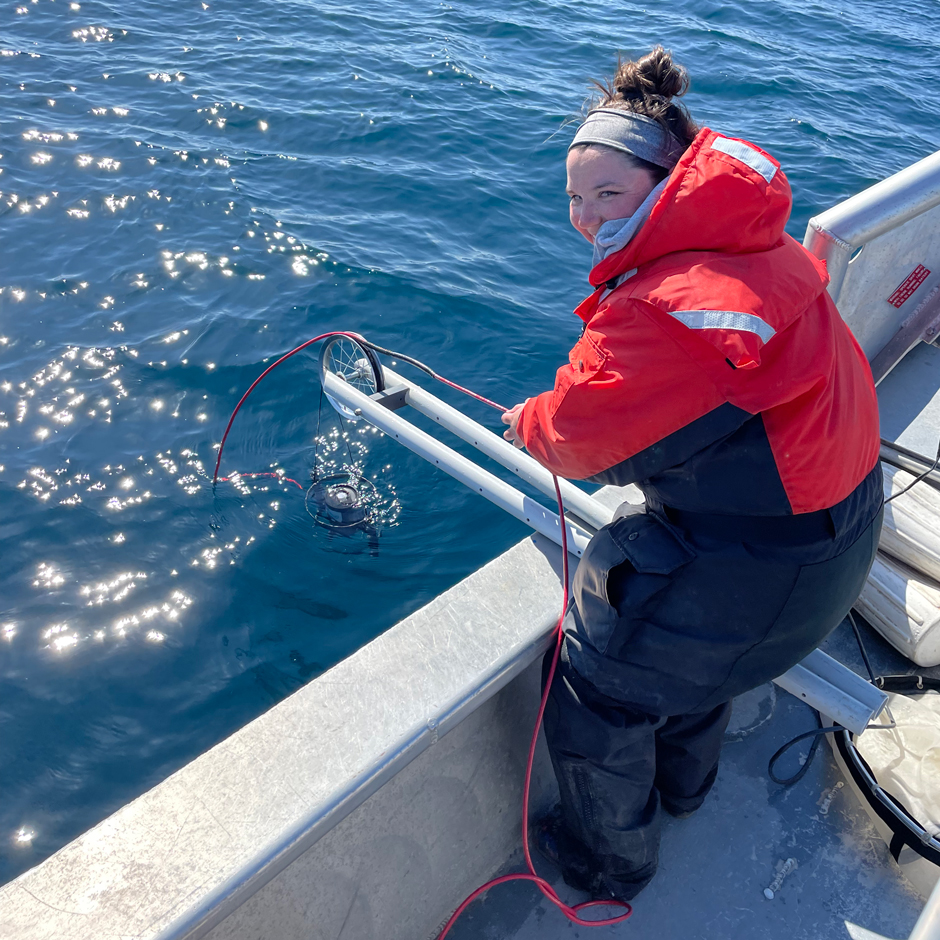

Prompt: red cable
[435,475,631,937]
[213,331,369,483]
[213,334,632,932]
[432,375,507,413]
[217,472,304,490]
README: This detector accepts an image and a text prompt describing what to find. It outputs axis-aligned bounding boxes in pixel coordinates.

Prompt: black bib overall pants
[542,464,883,901]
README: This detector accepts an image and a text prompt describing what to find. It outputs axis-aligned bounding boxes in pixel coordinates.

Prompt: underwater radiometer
[304,469,381,553]
[307,475,368,527]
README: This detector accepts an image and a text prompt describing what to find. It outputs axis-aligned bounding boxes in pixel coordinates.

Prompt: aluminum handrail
[778,648,887,736]
[880,440,940,493]
[381,366,614,531]
[322,371,593,557]
[803,149,940,302]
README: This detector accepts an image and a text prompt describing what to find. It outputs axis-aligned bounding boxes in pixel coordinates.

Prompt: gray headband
[569,108,685,170]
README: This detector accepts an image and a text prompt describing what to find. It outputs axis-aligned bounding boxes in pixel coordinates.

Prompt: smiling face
[566,145,660,243]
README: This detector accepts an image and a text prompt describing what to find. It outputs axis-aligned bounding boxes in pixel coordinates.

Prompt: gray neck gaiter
[591,178,668,268]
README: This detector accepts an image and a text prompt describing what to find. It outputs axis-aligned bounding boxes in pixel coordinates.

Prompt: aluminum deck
[446,342,940,940]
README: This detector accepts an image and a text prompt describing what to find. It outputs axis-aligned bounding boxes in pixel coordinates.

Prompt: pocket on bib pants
[569,510,695,657]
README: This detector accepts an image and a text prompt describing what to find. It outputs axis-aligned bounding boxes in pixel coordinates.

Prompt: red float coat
[517,128,880,516]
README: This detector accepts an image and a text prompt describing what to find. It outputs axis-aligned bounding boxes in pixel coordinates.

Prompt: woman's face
[566,145,659,243]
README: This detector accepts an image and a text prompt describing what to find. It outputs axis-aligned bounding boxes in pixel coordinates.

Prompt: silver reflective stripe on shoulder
[667,309,776,343]
[710,137,778,184]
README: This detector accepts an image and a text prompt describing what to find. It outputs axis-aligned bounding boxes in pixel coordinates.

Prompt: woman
[501,47,882,904]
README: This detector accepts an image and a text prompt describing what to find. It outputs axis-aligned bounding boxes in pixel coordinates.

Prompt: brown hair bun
[613,45,690,102]
[587,46,700,178]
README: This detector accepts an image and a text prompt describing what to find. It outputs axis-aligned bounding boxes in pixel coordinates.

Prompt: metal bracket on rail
[370,384,409,412]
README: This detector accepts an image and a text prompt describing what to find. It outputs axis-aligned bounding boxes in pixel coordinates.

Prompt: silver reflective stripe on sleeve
[667,309,776,344]
[710,137,778,184]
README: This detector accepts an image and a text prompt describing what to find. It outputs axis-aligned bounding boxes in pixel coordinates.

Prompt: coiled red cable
[213,334,632,934]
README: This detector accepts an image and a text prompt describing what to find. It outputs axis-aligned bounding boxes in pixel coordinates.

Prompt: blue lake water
[1,0,938,884]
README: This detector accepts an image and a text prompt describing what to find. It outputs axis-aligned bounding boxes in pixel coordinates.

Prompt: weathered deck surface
[447,342,940,940]
[446,619,928,940]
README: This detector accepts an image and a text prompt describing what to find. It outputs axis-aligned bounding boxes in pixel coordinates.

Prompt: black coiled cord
[767,612,875,787]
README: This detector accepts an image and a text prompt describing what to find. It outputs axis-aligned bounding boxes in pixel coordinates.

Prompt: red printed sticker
[888,264,931,308]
